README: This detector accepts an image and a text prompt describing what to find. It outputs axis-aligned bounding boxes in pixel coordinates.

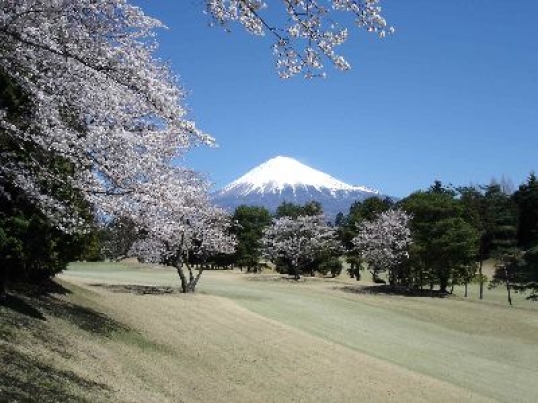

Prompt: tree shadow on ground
[0,279,72,323]
[0,346,111,403]
[337,284,452,298]
[89,283,178,295]
[37,295,131,335]
[0,293,45,320]
[245,275,307,283]
[8,278,72,297]
[1,281,130,343]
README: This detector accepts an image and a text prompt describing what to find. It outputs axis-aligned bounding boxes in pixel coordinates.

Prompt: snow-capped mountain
[212,156,387,219]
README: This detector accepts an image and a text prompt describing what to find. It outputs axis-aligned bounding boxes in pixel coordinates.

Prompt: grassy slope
[1,261,537,402]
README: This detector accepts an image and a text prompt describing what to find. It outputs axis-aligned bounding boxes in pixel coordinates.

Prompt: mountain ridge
[212,156,387,218]
[222,156,378,195]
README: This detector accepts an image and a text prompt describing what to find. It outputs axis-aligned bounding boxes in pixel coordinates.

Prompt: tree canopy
[353,208,412,286]
[514,173,538,248]
[262,214,340,280]
[1,1,213,233]
[399,184,479,292]
[232,205,272,271]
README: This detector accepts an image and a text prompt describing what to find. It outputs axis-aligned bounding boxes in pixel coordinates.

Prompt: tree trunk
[188,264,195,283]
[0,265,7,297]
[175,238,188,293]
[186,263,204,292]
[464,282,468,298]
[505,267,513,306]
[176,264,188,293]
[389,270,396,288]
[506,281,512,306]
[479,260,484,300]
[439,276,449,294]
[193,266,204,290]
[293,264,300,281]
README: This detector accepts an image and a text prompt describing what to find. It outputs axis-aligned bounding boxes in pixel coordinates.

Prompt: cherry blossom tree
[206,0,393,78]
[262,214,340,280]
[0,0,213,234]
[129,201,237,293]
[353,209,412,286]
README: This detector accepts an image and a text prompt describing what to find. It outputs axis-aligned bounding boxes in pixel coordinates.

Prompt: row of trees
[229,176,538,303]
[343,178,538,302]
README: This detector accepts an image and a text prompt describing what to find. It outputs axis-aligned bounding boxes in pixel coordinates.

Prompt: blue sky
[133,1,538,197]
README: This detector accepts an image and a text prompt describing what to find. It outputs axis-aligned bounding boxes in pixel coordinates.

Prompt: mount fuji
[212,156,388,219]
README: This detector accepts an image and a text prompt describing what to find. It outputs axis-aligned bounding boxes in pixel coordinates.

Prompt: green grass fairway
[2,261,537,402]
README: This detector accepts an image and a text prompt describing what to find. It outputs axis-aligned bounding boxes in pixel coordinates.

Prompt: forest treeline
[230,178,537,303]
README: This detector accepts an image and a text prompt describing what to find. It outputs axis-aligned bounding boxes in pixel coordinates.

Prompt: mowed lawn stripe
[62,275,495,402]
[200,274,538,402]
[61,263,538,402]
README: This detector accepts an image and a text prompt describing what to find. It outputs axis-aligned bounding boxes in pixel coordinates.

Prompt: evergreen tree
[275,201,322,219]
[516,246,538,300]
[482,184,518,257]
[491,248,523,306]
[458,186,488,298]
[429,217,479,294]
[231,205,272,272]
[0,181,98,293]
[400,183,479,292]
[513,173,538,248]
[482,184,519,305]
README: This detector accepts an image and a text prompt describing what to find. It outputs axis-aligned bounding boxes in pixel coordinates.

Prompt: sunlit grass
[2,261,536,402]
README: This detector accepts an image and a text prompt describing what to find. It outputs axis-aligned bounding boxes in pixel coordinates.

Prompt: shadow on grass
[1,280,130,342]
[244,274,335,283]
[89,283,178,295]
[8,278,72,297]
[37,295,131,335]
[0,293,45,321]
[0,346,111,403]
[338,284,452,298]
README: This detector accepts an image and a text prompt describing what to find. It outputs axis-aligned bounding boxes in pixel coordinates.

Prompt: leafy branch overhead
[206,0,393,78]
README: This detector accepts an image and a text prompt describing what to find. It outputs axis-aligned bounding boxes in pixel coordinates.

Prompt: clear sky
[133,1,538,197]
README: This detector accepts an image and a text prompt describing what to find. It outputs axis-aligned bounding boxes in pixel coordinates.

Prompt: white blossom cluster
[353,208,412,274]
[129,199,237,266]
[1,1,214,233]
[206,0,393,78]
[262,214,340,274]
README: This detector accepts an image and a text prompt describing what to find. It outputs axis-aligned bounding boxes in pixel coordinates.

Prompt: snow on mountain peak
[223,156,378,195]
